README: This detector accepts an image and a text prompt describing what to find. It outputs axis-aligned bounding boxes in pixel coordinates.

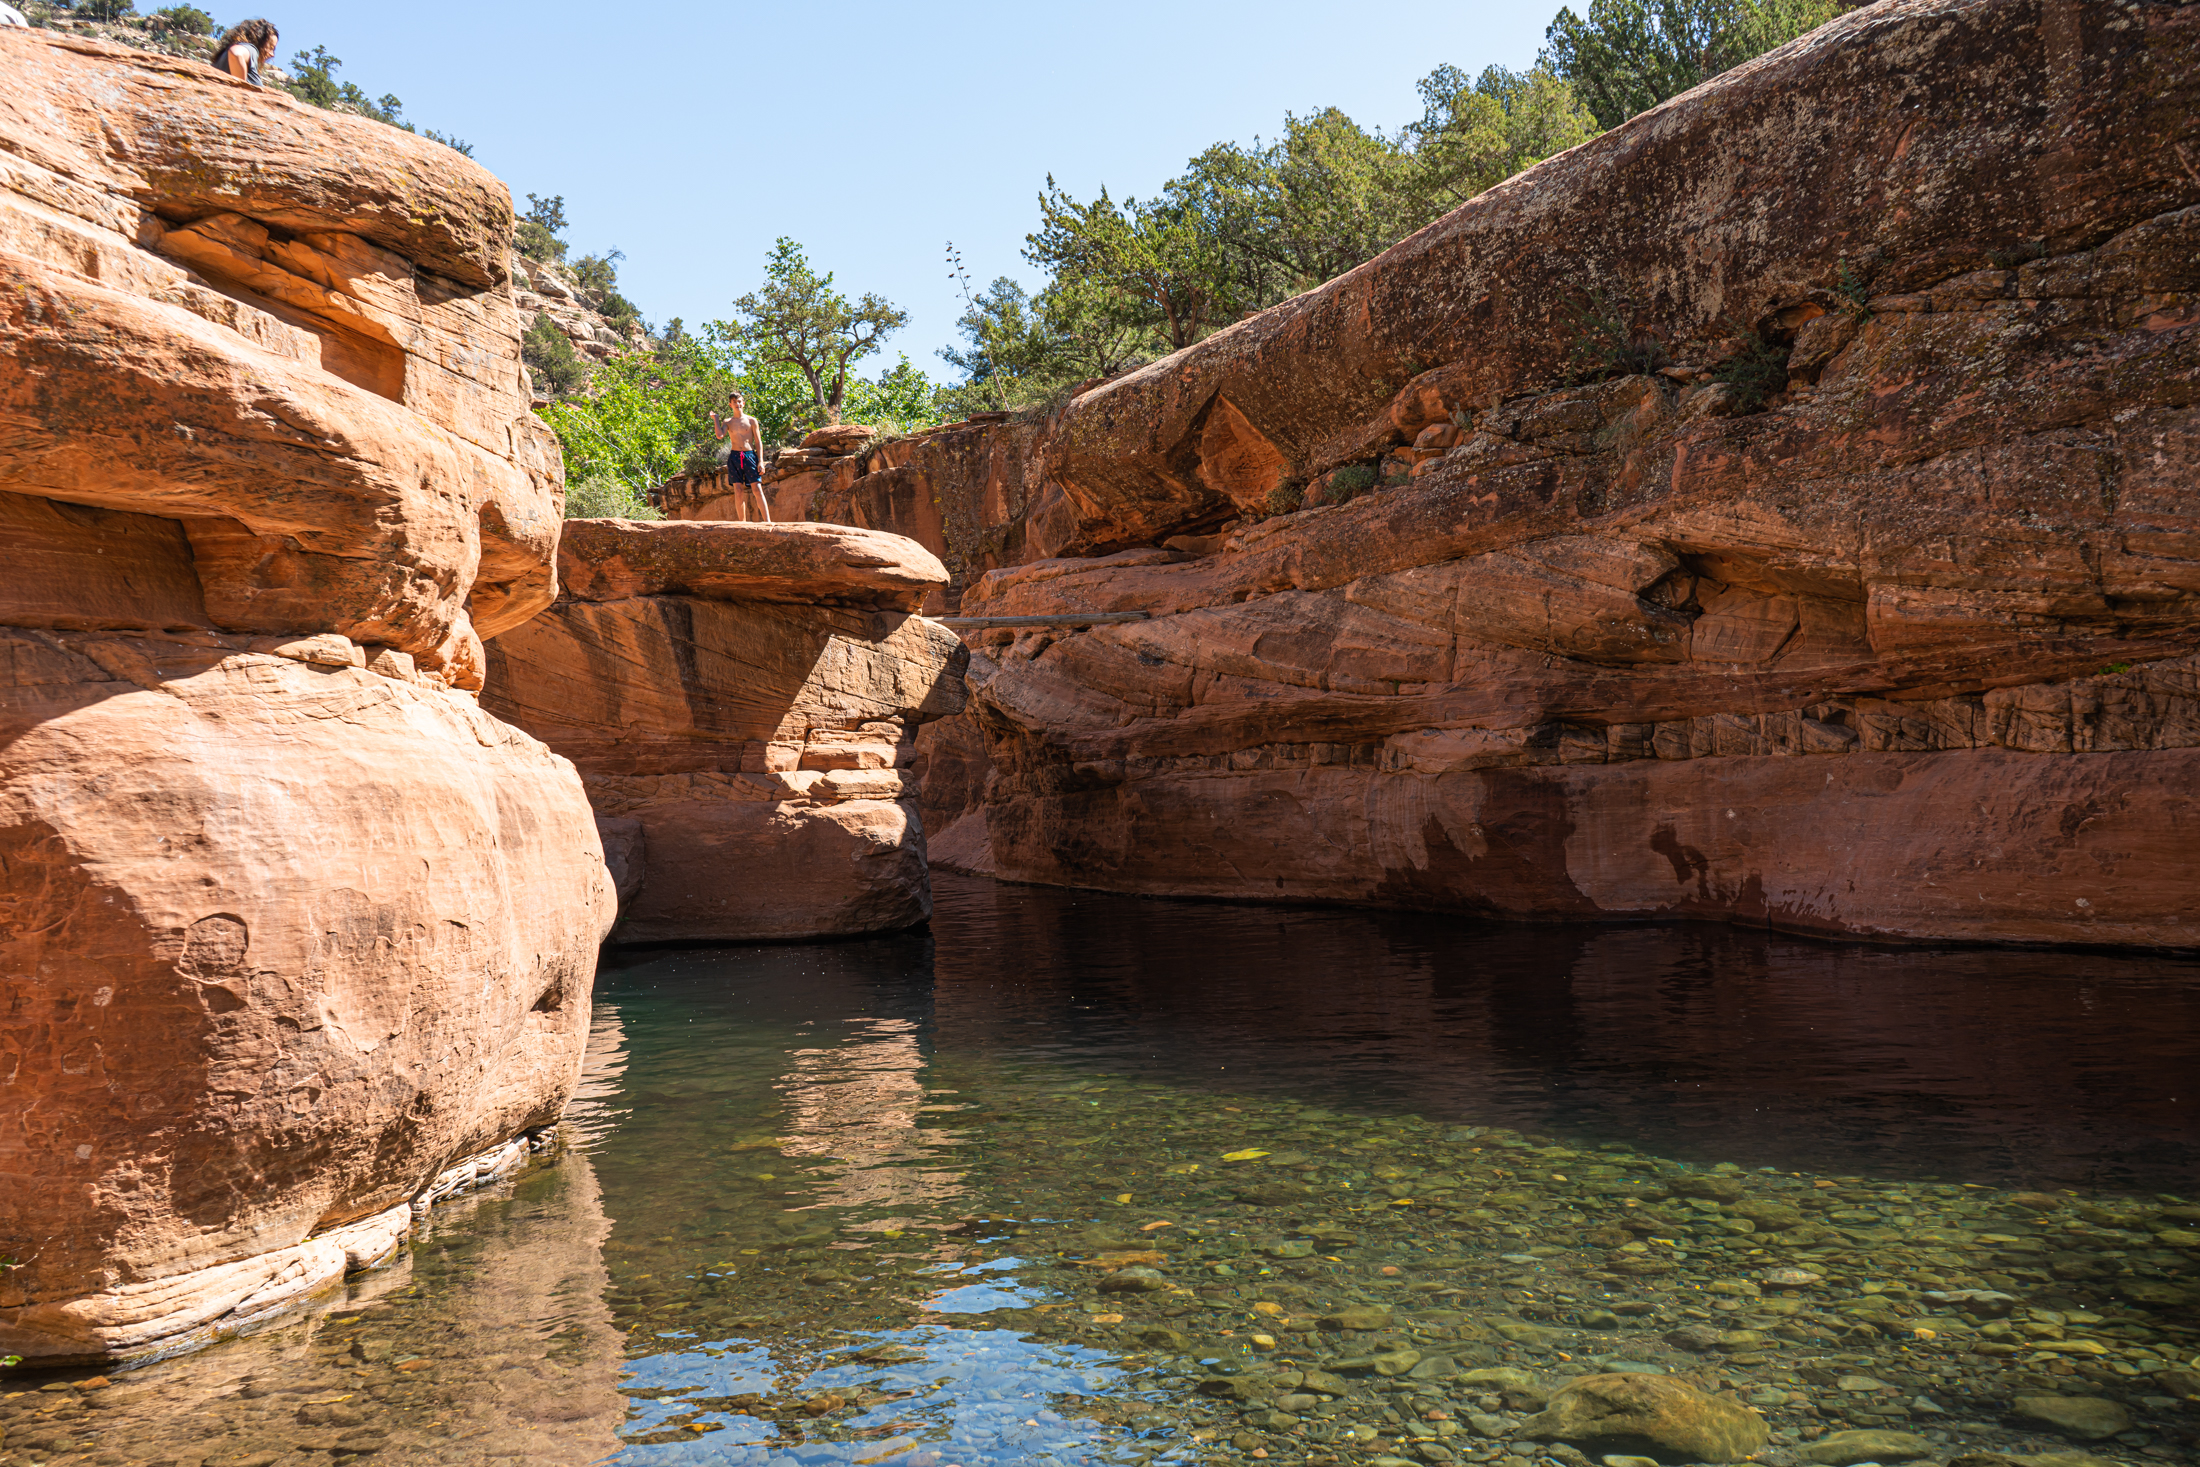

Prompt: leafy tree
[959,61,1598,407]
[1171,108,1420,313]
[1027,180,1231,353]
[1543,0,1844,129]
[723,238,908,425]
[568,249,641,330]
[846,355,945,430]
[282,46,405,125]
[517,194,568,262]
[425,130,474,158]
[80,0,134,18]
[539,337,733,504]
[1407,64,1601,210]
[538,327,942,509]
[937,276,1065,413]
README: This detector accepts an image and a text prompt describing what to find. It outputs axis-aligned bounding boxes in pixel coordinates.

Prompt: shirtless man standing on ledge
[707,391,772,522]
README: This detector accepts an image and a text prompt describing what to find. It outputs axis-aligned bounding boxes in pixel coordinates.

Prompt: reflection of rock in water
[779,1018,966,1220]
[20,1147,627,1466]
[564,1008,635,1148]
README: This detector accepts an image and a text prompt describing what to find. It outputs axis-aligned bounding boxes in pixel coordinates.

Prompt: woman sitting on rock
[210,19,279,86]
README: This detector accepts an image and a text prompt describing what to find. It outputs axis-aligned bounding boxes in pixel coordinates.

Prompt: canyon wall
[0,33,617,1361]
[481,521,967,942]
[931,0,2200,947]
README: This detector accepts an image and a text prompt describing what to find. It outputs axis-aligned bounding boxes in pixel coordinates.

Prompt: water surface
[11,875,2196,1467]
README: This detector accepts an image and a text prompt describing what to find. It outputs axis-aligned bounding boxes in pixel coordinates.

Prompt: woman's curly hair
[213,18,279,62]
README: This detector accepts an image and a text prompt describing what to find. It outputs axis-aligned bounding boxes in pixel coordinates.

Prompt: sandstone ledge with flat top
[483,521,968,941]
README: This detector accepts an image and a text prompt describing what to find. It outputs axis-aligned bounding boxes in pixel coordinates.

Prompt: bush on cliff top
[564,475,662,521]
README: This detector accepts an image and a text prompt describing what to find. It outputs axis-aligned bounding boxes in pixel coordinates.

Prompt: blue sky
[260,1,1559,380]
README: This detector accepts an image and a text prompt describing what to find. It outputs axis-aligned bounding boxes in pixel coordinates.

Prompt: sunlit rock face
[0,33,616,1362]
[916,0,2200,948]
[482,521,969,941]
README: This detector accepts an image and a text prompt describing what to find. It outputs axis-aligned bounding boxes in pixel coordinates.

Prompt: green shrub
[1263,481,1304,516]
[521,315,589,398]
[1712,329,1790,411]
[563,475,662,521]
[517,195,568,262]
[80,0,134,18]
[149,4,212,33]
[569,251,623,305]
[1331,463,1379,500]
[1833,256,1873,319]
[1562,286,1669,380]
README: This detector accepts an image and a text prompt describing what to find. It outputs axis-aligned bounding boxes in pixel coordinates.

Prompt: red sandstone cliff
[851,0,2200,948]
[0,34,617,1362]
[482,521,968,941]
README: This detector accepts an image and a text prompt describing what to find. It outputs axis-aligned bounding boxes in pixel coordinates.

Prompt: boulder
[2010,1395,2132,1441]
[0,633,614,1364]
[1803,1428,1936,1464]
[800,423,878,455]
[923,0,2200,948]
[482,521,967,941]
[0,35,614,1362]
[1519,1373,1768,1463]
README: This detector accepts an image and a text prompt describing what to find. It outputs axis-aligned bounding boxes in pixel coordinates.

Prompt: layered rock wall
[482,521,968,941]
[924,0,2200,947]
[0,33,616,1361]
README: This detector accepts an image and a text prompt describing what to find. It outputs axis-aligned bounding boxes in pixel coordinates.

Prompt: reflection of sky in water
[921,1256,1038,1314]
[616,1324,1168,1465]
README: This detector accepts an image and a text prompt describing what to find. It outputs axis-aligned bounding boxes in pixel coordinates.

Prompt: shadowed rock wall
[482,521,968,941]
[922,0,2200,948]
[0,33,616,1362]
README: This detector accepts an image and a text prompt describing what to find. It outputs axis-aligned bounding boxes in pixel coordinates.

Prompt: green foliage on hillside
[517,195,569,264]
[950,62,1598,413]
[277,45,472,154]
[1544,0,1845,128]
[150,5,212,33]
[537,319,944,516]
[521,315,589,399]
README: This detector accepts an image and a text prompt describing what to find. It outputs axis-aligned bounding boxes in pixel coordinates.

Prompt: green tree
[517,194,568,263]
[723,238,908,425]
[1172,107,1420,314]
[937,275,1066,413]
[846,355,944,430]
[1027,180,1232,353]
[539,336,735,505]
[569,249,642,331]
[988,63,1597,397]
[282,46,406,125]
[1543,0,1844,129]
[1407,64,1601,210]
[275,43,470,152]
